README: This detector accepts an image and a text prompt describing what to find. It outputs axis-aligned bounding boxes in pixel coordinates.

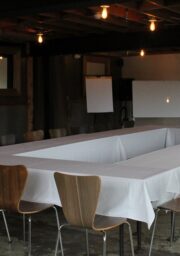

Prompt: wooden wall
[32,54,132,137]
[0,51,133,143]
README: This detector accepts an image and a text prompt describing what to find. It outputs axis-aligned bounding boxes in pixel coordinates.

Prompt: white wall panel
[133,81,180,117]
[122,53,180,80]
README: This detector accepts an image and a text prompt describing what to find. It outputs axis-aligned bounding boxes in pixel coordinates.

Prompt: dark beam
[63,12,125,32]
[29,26,180,55]
[0,0,128,19]
[163,0,180,6]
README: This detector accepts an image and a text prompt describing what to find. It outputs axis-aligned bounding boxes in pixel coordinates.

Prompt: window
[0,47,21,97]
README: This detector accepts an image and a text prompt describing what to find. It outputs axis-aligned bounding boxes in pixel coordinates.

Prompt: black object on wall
[113,78,133,101]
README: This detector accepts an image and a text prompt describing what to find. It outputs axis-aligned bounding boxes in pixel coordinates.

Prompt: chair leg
[85,229,89,256]
[28,215,32,256]
[125,223,135,256]
[102,231,107,256]
[53,206,60,230]
[149,208,160,256]
[55,224,69,256]
[25,207,60,256]
[170,211,175,246]
[1,210,12,243]
[55,231,60,256]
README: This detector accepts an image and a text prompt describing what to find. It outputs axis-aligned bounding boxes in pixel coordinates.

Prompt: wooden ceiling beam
[0,0,129,19]
[163,0,180,6]
[29,27,180,55]
[63,11,125,32]
[104,5,147,24]
[18,16,91,37]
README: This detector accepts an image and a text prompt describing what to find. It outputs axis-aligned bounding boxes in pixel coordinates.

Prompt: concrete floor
[0,208,179,256]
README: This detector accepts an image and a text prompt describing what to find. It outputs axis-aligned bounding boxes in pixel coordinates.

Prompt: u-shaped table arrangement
[1,125,180,253]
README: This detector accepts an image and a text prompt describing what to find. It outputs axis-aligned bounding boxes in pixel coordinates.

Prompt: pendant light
[140,49,145,57]
[149,19,156,31]
[101,5,109,19]
[37,33,44,44]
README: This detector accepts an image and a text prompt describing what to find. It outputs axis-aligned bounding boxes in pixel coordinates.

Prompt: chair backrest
[24,130,44,142]
[0,165,28,212]
[49,128,67,138]
[54,172,101,228]
[0,134,16,146]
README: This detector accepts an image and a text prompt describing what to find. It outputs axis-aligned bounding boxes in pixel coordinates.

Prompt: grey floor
[0,208,179,256]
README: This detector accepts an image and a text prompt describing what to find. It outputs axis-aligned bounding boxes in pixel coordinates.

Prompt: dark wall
[33,55,84,135]
[33,54,133,136]
[0,53,28,144]
[0,105,26,142]
[0,52,133,144]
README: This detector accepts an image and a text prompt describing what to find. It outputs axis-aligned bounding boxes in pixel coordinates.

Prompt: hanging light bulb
[166,97,170,103]
[140,49,145,57]
[37,33,44,44]
[0,56,3,60]
[149,19,156,31]
[101,5,109,19]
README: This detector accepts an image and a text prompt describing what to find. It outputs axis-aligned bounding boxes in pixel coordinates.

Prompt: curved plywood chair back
[49,128,67,138]
[54,172,101,228]
[0,165,28,212]
[24,130,44,142]
[0,134,16,146]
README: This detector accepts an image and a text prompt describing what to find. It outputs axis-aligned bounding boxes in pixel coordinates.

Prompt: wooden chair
[0,165,60,256]
[24,129,44,142]
[54,172,135,256]
[0,134,16,146]
[49,128,67,138]
[149,198,180,256]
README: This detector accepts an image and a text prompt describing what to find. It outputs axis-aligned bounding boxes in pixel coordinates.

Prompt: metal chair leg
[126,223,135,256]
[55,231,60,256]
[85,229,89,256]
[55,224,69,256]
[102,231,107,256]
[28,215,32,256]
[1,210,12,242]
[149,208,160,256]
[53,206,60,230]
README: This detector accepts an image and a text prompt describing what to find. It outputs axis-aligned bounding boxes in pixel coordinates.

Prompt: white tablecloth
[1,126,180,228]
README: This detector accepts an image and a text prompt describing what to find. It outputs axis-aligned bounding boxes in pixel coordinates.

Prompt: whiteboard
[133,80,180,117]
[85,76,114,113]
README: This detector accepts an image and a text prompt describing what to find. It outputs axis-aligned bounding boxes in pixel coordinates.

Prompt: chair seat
[93,214,127,231]
[159,198,180,212]
[19,200,53,214]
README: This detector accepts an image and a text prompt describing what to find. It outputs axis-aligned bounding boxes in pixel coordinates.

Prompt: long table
[0,126,180,230]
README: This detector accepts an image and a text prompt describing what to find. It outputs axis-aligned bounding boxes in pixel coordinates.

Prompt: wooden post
[26,57,33,131]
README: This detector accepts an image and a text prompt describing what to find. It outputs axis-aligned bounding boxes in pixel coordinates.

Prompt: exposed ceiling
[1,0,180,55]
